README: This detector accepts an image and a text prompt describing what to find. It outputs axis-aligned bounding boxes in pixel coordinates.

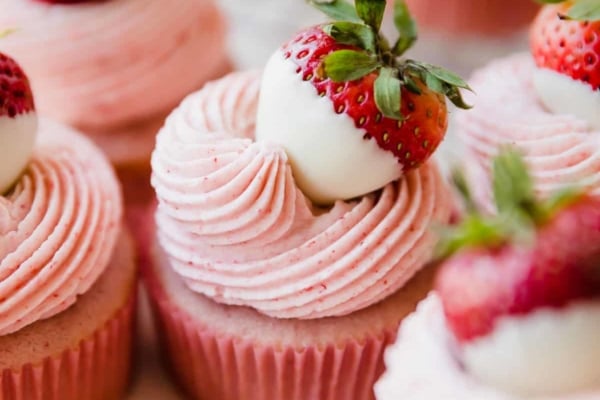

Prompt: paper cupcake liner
[144,267,396,400]
[0,295,135,400]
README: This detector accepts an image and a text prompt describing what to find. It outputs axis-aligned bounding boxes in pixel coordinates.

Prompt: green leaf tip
[323,49,379,82]
[307,0,361,22]
[356,0,386,31]
[374,67,403,120]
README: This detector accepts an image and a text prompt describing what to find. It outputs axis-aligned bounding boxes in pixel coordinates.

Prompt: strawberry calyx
[308,0,471,120]
[436,147,583,259]
[536,0,600,21]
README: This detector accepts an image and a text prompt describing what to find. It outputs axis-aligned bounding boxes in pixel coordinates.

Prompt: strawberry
[0,51,37,194]
[435,148,600,343]
[255,0,470,204]
[34,0,101,4]
[281,25,449,169]
[0,53,34,118]
[531,0,600,90]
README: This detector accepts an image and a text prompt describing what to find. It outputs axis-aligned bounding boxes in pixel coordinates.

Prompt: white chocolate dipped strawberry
[255,0,470,204]
[0,51,37,194]
[531,1,600,129]
[435,149,600,397]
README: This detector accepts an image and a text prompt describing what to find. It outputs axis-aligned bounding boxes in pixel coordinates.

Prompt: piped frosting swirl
[456,54,600,211]
[152,71,452,319]
[0,120,122,335]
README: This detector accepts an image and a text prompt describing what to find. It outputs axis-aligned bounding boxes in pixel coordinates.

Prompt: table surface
[126,1,528,398]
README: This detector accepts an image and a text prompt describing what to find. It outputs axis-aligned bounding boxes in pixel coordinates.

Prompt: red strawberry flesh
[282,25,448,170]
[436,195,600,343]
[531,4,600,90]
[0,53,35,118]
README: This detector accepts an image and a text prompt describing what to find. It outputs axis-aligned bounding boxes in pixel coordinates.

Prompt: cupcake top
[1,120,122,335]
[152,71,451,319]
[376,148,600,399]
[0,0,227,129]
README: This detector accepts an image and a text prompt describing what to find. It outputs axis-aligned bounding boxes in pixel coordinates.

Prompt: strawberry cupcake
[375,149,600,399]
[456,1,600,211]
[0,0,231,228]
[142,1,470,399]
[0,53,136,398]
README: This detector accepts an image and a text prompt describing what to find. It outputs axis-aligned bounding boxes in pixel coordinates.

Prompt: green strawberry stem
[308,0,472,120]
[536,0,600,21]
[436,147,582,260]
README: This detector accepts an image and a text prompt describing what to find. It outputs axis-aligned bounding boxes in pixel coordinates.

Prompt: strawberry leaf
[492,147,537,217]
[393,0,418,56]
[374,67,403,120]
[307,0,361,22]
[435,215,509,260]
[323,22,377,52]
[403,74,422,94]
[451,167,477,212]
[424,72,444,94]
[355,0,386,31]
[323,50,379,81]
[444,85,472,109]
[424,64,472,91]
[565,0,600,21]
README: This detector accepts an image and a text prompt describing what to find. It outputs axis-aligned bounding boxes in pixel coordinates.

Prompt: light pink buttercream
[0,0,227,130]
[374,294,600,400]
[456,54,600,211]
[0,119,122,335]
[151,71,452,319]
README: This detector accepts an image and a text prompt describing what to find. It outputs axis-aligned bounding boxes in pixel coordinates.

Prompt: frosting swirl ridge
[152,71,452,319]
[0,120,122,335]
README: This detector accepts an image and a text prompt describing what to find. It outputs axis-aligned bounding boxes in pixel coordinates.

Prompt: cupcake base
[142,232,437,400]
[0,229,138,400]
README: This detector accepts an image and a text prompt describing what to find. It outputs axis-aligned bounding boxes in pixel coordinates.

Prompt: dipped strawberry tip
[255,0,470,205]
[0,52,38,194]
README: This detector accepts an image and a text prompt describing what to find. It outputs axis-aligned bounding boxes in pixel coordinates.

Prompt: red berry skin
[282,25,448,170]
[0,53,35,118]
[436,195,600,343]
[530,3,600,90]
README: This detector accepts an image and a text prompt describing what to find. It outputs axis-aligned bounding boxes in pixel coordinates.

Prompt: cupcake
[375,149,600,399]
[402,0,539,76]
[456,1,600,212]
[142,2,471,399]
[0,52,136,399]
[0,0,231,227]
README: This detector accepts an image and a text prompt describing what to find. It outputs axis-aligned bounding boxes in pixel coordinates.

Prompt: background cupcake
[0,0,231,228]
[0,53,137,399]
[455,1,600,212]
[375,149,600,399]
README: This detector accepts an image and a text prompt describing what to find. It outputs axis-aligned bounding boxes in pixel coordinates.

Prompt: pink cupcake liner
[0,295,135,400]
[144,265,396,400]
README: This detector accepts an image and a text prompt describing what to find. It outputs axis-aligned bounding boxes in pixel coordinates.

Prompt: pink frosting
[151,71,452,319]
[456,54,600,211]
[374,294,599,400]
[0,119,122,335]
[0,0,227,129]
